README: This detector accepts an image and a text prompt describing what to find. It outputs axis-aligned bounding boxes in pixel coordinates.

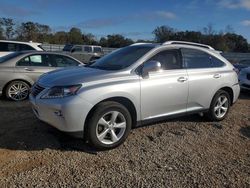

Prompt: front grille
[31,84,45,97]
[247,73,250,80]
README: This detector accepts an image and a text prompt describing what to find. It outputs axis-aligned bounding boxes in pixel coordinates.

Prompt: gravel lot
[0,92,249,187]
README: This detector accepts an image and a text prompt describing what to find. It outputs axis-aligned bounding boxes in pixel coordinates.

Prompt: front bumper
[29,94,94,137]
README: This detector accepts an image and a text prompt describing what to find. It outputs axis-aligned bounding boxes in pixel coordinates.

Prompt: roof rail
[130,43,152,46]
[163,41,215,50]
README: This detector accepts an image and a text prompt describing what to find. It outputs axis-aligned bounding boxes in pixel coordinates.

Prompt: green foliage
[0,17,249,52]
[99,34,133,48]
[153,25,249,52]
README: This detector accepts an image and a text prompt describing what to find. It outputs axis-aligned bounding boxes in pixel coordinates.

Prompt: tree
[68,27,83,44]
[0,18,15,39]
[153,26,175,42]
[100,34,133,48]
[16,22,39,41]
[82,33,98,45]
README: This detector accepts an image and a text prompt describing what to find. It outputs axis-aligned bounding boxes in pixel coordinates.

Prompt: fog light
[54,110,63,117]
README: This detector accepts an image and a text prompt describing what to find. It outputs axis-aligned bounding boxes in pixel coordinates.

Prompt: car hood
[241,67,250,73]
[38,66,117,87]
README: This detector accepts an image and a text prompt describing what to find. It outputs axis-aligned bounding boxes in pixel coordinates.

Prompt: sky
[0,0,249,41]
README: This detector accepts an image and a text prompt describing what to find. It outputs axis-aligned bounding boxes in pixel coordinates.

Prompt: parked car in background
[30,41,240,150]
[234,59,250,71]
[239,67,250,91]
[0,40,44,57]
[63,44,104,64]
[0,51,84,101]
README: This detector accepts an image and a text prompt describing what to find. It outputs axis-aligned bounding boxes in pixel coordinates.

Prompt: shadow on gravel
[239,127,250,139]
[0,96,97,154]
[239,90,250,100]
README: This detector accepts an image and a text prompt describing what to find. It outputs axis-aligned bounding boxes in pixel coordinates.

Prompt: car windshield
[87,45,153,70]
[63,44,73,51]
[0,52,22,63]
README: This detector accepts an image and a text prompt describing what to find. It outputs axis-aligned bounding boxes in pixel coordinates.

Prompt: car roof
[0,40,41,45]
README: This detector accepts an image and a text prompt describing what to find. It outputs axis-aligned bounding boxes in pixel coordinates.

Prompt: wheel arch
[219,86,234,106]
[84,96,137,137]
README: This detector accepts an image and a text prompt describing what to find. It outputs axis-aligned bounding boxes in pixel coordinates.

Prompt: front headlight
[41,84,82,99]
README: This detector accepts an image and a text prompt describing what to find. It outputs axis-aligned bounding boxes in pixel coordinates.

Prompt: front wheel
[5,81,30,101]
[206,90,231,121]
[86,101,132,150]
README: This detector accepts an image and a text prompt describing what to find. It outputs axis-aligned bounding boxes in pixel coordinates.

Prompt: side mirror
[142,61,162,75]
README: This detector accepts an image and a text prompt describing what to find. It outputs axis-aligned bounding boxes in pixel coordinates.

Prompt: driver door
[140,49,189,120]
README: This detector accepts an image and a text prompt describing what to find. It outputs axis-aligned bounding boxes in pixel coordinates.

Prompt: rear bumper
[232,83,240,104]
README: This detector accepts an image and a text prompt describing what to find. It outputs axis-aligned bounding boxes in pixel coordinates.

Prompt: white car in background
[239,67,250,91]
[0,40,44,57]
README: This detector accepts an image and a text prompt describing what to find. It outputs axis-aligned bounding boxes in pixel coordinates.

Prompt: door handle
[213,73,221,79]
[24,68,34,71]
[177,77,188,82]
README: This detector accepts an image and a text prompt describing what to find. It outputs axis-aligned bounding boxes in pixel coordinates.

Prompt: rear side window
[0,42,18,51]
[17,54,49,67]
[148,50,182,70]
[51,55,80,67]
[19,44,35,51]
[181,48,224,69]
[93,47,102,53]
[84,46,92,53]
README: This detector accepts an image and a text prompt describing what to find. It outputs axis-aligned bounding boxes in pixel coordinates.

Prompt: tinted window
[17,57,30,66]
[88,46,153,70]
[51,55,79,67]
[182,48,213,69]
[17,54,49,67]
[84,46,92,53]
[93,47,102,53]
[0,42,18,51]
[148,50,182,70]
[19,44,35,51]
[211,56,225,67]
[72,46,82,52]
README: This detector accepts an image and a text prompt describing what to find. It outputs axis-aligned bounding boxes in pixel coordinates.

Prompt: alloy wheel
[96,111,126,145]
[8,82,29,101]
[214,95,229,119]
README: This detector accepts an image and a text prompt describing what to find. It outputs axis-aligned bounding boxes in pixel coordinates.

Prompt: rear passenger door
[181,48,225,112]
[15,54,55,82]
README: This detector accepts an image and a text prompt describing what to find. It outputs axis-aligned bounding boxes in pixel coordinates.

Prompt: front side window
[71,46,82,52]
[88,45,154,70]
[147,50,182,70]
[51,55,79,67]
[17,54,49,67]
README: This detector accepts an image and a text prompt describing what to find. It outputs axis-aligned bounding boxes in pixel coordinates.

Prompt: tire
[86,101,132,150]
[5,80,30,101]
[206,90,231,121]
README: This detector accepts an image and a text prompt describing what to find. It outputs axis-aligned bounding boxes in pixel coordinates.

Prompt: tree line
[0,17,249,52]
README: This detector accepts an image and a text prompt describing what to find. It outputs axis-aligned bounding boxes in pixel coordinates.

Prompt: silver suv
[30,41,240,150]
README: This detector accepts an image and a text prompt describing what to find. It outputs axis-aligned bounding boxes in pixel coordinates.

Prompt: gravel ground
[0,92,249,187]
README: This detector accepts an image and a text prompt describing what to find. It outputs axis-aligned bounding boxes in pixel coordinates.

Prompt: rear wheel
[206,90,231,121]
[5,81,30,101]
[86,101,132,150]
